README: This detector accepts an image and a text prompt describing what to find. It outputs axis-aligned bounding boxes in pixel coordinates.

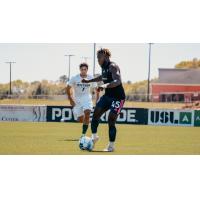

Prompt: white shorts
[73,99,93,120]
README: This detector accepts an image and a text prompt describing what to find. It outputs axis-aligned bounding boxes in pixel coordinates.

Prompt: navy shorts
[96,95,125,115]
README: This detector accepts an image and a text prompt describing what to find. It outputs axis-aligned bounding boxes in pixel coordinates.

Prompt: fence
[0,93,200,103]
[0,104,200,127]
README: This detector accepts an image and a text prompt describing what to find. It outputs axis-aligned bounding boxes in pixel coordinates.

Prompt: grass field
[0,122,200,155]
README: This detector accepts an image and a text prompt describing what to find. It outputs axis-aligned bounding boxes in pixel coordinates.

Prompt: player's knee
[84,109,91,118]
[92,112,100,120]
[108,115,117,126]
[91,118,99,125]
[84,110,90,123]
[108,121,116,128]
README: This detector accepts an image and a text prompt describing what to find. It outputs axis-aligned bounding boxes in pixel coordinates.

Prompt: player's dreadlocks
[97,48,111,57]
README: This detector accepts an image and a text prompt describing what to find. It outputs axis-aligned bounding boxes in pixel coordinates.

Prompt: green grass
[0,122,200,155]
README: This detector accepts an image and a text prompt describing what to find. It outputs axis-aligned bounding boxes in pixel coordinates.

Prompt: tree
[35,84,42,95]
[175,58,200,69]
[59,75,68,83]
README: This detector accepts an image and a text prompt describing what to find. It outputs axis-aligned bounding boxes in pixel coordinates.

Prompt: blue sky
[0,43,200,83]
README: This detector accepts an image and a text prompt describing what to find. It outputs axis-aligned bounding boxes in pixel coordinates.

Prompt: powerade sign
[47,106,75,122]
[148,109,194,126]
[46,106,148,125]
[100,107,148,124]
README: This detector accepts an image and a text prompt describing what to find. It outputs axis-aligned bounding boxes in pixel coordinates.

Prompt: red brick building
[151,68,200,102]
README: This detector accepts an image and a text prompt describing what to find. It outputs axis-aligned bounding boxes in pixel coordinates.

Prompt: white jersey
[68,74,97,103]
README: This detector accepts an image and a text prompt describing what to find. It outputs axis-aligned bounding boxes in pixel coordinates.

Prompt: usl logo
[150,110,192,125]
[194,110,200,127]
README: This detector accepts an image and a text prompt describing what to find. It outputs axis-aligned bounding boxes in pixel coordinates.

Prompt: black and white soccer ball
[79,136,94,151]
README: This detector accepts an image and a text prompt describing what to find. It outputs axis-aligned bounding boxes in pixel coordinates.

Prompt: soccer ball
[79,136,94,151]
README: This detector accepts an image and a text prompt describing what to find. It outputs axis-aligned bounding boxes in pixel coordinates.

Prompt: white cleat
[92,135,99,143]
[103,145,115,152]
[92,135,99,148]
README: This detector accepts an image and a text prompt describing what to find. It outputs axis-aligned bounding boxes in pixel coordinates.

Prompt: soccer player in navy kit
[82,48,126,152]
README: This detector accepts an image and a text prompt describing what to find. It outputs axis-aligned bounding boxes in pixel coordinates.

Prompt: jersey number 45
[111,100,120,109]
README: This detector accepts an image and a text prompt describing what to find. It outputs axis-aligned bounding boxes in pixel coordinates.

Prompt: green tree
[59,75,68,83]
[175,58,200,69]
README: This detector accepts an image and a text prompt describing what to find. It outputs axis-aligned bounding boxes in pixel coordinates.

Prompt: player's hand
[82,79,90,83]
[97,86,104,92]
[69,98,76,107]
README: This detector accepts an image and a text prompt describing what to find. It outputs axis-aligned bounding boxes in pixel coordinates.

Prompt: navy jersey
[101,62,126,100]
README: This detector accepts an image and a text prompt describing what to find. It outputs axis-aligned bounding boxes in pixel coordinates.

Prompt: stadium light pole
[147,43,153,102]
[93,43,96,76]
[5,61,16,95]
[65,54,75,81]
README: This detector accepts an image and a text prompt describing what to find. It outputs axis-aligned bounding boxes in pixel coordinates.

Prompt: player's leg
[81,99,93,136]
[81,109,91,136]
[91,96,109,142]
[73,104,86,137]
[104,112,118,151]
[91,107,108,134]
[104,99,125,152]
[91,106,108,143]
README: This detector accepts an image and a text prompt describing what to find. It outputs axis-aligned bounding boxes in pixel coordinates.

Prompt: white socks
[91,135,115,148]
[92,134,98,140]
[109,142,115,148]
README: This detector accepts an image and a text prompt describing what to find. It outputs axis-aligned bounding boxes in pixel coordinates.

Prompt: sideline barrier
[0,104,199,127]
[0,105,46,122]
[148,109,194,127]
[194,110,200,127]
[148,109,200,127]
[46,106,148,125]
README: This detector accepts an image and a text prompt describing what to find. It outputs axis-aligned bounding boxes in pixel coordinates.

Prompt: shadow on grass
[92,150,111,153]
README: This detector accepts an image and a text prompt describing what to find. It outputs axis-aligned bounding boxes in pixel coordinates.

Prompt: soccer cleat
[103,145,115,152]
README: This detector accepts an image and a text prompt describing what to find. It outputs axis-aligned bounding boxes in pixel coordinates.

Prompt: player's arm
[82,75,102,83]
[103,64,122,89]
[66,85,76,107]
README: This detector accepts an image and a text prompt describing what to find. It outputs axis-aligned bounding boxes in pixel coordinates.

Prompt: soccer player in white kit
[66,63,99,137]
